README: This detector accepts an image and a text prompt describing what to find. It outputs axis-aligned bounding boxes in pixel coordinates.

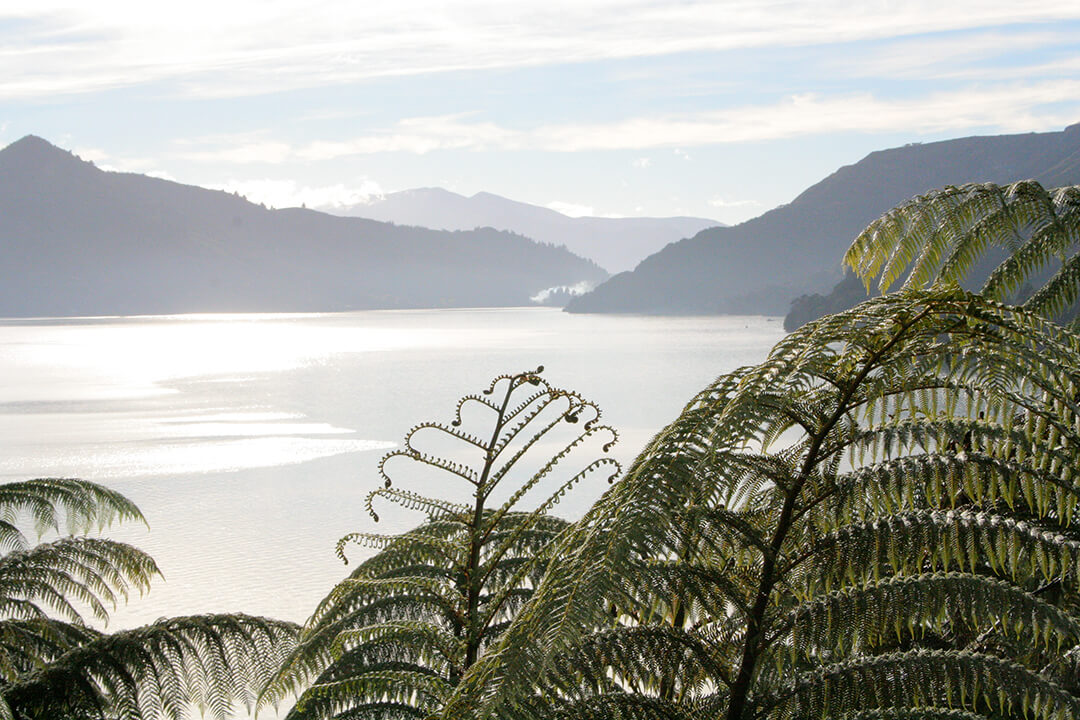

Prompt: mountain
[566,124,1080,316]
[0,136,606,317]
[333,188,720,273]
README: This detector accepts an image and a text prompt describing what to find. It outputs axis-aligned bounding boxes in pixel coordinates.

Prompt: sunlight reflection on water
[0,308,784,719]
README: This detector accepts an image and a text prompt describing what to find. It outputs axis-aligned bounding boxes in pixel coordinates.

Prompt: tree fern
[3,613,297,720]
[443,290,1080,720]
[262,368,620,719]
[0,478,299,719]
[843,181,1080,324]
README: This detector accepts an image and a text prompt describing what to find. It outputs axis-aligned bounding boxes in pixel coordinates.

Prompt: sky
[2,1,1080,224]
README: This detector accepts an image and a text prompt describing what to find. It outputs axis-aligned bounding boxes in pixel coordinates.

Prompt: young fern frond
[263,369,619,719]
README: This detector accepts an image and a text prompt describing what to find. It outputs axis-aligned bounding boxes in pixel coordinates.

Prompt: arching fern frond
[767,649,1080,720]
[1,613,298,720]
[0,478,145,551]
[442,290,1080,720]
[843,180,1080,325]
[0,536,158,625]
[0,478,297,720]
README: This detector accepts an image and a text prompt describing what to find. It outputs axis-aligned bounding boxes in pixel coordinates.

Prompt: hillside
[566,124,1080,316]
[0,136,606,317]
[335,188,719,273]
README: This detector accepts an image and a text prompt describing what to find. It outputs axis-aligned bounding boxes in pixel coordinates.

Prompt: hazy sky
[3,1,1080,223]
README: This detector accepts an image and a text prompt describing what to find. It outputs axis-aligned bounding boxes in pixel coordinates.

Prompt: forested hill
[0,136,606,317]
[565,123,1080,316]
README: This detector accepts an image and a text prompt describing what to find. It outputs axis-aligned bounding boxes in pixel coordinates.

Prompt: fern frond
[1,613,298,720]
[767,648,1080,720]
[779,571,1080,659]
[0,478,145,549]
[0,536,158,625]
[275,369,618,719]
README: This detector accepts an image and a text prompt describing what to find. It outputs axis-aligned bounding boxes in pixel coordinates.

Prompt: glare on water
[0,308,783,716]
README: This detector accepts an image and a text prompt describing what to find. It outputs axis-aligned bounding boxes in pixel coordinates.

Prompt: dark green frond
[2,613,298,720]
[0,478,145,550]
[767,649,1080,720]
[441,291,1080,720]
[0,536,159,625]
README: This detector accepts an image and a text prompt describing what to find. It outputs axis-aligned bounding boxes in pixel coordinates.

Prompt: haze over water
[0,308,783,629]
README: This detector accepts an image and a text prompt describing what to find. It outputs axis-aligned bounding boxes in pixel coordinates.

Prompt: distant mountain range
[566,123,1080,316]
[0,136,606,317]
[332,189,720,274]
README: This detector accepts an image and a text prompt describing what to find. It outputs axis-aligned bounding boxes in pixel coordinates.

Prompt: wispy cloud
[71,145,177,179]
[2,2,1079,100]
[210,178,385,209]
[529,81,1080,150]
[174,80,1078,164]
[298,115,517,158]
[709,196,761,209]
[178,141,295,165]
[835,29,1077,80]
[546,201,595,217]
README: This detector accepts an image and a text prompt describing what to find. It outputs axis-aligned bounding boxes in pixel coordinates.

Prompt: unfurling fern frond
[263,369,620,719]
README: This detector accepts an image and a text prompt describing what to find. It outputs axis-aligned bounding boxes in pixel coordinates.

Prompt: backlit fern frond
[0,478,297,720]
[843,181,1080,324]
[0,477,145,551]
[442,290,1080,720]
[262,368,620,719]
[0,537,158,625]
[766,649,1080,720]
[1,613,298,720]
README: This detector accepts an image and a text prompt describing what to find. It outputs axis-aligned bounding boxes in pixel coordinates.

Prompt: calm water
[0,308,783,632]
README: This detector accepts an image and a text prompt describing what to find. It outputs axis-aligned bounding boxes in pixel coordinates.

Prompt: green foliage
[0,478,298,720]
[843,180,1080,323]
[442,290,1080,720]
[262,368,620,720]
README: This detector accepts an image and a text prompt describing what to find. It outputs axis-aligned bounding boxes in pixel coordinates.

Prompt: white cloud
[163,79,1080,167]
[2,2,1079,100]
[72,146,110,164]
[178,141,294,165]
[547,201,595,217]
[838,29,1077,80]
[71,146,177,178]
[632,157,651,168]
[175,116,517,166]
[210,178,384,210]
[528,81,1080,151]
[298,115,518,158]
[709,196,761,209]
[530,280,595,303]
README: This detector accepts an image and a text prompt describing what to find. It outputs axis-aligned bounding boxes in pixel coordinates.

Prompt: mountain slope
[335,188,719,273]
[0,137,606,317]
[566,123,1080,316]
